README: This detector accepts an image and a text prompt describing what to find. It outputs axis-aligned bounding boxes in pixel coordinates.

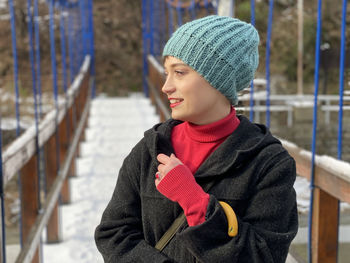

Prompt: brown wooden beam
[45,135,61,243]
[58,116,71,205]
[283,144,350,203]
[312,187,339,263]
[21,156,40,263]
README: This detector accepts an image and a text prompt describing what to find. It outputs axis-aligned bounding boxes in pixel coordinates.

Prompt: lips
[169,98,183,108]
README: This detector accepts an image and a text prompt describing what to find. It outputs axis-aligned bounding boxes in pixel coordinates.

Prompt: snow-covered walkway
[43,94,159,263]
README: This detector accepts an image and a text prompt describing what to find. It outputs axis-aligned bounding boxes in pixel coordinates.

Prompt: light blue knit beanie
[162,15,259,105]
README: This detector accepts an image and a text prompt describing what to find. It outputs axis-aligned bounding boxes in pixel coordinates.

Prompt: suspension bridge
[0,0,349,262]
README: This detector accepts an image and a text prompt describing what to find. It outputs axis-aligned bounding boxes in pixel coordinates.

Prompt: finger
[155,172,161,179]
[157,164,165,175]
[157,153,170,164]
[155,177,161,187]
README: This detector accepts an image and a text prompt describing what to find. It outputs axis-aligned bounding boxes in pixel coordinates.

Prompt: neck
[190,105,231,125]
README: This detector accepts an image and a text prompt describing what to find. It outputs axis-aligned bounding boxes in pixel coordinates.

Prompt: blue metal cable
[27,0,42,209]
[59,2,71,142]
[76,8,83,71]
[60,5,68,96]
[149,0,154,56]
[203,0,209,14]
[176,1,183,27]
[338,0,347,161]
[168,1,174,36]
[9,0,22,252]
[0,118,6,262]
[142,0,150,97]
[34,0,43,117]
[34,0,47,197]
[9,0,20,138]
[153,0,160,57]
[49,0,61,170]
[214,0,219,14]
[27,1,43,260]
[249,0,256,122]
[67,9,75,84]
[189,0,196,20]
[87,0,96,98]
[72,10,79,77]
[229,0,234,17]
[79,0,87,57]
[160,0,167,52]
[265,0,274,128]
[334,1,348,257]
[308,1,323,262]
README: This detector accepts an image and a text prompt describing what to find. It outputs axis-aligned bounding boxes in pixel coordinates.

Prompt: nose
[161,76,176,95]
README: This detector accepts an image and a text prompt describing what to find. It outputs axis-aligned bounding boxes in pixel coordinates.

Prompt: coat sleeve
[94,141,173,263]
[177,153,298,263]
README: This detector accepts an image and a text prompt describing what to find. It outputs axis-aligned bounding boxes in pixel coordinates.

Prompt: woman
[95,15,298,263]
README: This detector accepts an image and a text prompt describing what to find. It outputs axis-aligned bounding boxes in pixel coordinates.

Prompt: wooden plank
[312,187,339,263]
[59,115,70,205]
[281,141,350,203]
[67,105,76,178]
[15,96,91,263]
[2,56,91,187]
[0,196,4,263]
[45,135,61,243]
[21,156,40,263]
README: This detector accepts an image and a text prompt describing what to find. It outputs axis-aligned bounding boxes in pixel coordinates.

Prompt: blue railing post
[338,0,347,161]
[79,0,87,57]
[60,4,68,97]
[142,0,150,97]
[167,1,174,36]
[265,0,274,128]
[176,1,183,27]
[67,6,75,85]
[87,0,96,98]
[249,0,256,122]
[229,0,235,17]
[49,0,61,174]
[0,117,6,263]
[34,0,43,117]
[309,0,323,262]
[9,0,21,253]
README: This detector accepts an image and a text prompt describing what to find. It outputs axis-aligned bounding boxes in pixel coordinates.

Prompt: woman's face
[162,56,231,125]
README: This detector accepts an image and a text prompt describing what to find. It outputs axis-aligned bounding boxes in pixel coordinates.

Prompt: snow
[300,150,350,183]
[42,94,159,263]
[0,0,6,9]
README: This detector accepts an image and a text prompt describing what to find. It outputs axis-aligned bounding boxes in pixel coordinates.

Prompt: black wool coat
[95,116,298,263]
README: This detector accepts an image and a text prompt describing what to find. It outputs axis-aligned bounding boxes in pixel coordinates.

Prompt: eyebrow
[164,63,189,69]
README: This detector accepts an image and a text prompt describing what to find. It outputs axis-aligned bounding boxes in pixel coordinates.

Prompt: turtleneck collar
[185,107,240,143]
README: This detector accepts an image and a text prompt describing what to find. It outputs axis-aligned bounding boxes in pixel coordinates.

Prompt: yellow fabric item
[219,201,238,237]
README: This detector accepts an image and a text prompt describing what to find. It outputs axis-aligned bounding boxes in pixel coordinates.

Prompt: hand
[155,154,209,226]
[155,153,182,187]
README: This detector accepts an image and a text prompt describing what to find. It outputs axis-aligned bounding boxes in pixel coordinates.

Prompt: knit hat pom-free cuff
[163,15,259,105]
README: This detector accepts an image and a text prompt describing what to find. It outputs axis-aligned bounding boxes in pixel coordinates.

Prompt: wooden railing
[1,55,92,263]
[147,54,350,263]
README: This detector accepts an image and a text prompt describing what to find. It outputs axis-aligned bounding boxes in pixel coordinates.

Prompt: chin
[171,111,186,122]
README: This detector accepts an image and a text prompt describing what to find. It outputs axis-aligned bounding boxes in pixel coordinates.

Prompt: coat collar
[144,116,281,182]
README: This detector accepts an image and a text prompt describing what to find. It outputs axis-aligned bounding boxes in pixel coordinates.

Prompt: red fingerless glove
[156,165,209,226]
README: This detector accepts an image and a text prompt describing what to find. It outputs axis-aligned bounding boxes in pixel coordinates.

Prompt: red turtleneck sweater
[157,108,240,226]
[172,107,240,174]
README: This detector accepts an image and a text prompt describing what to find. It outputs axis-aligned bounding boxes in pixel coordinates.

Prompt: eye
[175,70,185,75]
